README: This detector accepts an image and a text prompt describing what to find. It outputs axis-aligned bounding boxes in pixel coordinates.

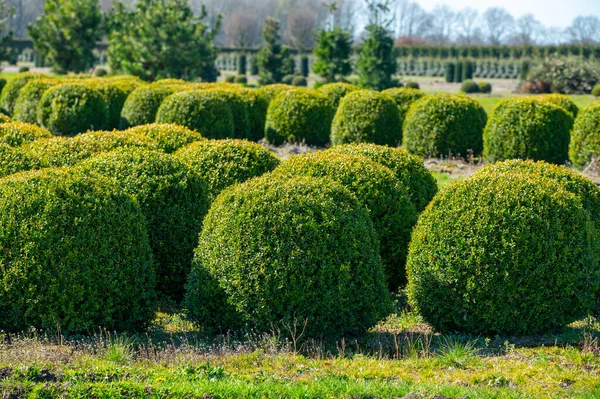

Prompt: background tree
[313,26,353,82]
[286,7,318,51]
[511,14,543,45]
[357,0,397,90]
[428,5,456,45]
[28,0,101,74]
[257,17,294,84]
[0,0,15,64]
[567,16,600,44]
[106,0,221,82]
[224,8,260,48]
[482,7,514,45]
[455,7,480,45]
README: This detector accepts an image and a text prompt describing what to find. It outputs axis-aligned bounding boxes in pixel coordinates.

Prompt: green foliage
[225,75,236,83]
[24,130,159,167]
[94,67,108,77]
[272,152,418,290]
[0,168,156,333]
[382,88,425,124]
[483,97,572,164]
[88,80,140,130]
[28,0,101,74]
[0,144,42,178]
[407,163,600,335]
[156,90,234,139]
[0,121,52,147]
[259,84,295,102]
[317,82,360,108]
[592,84,600,97]
[405,81,419,89]
[444,62,455,83]
[125,123,203,153]
[537,93,579,119]
[106,0,220,82]
[291,76,308,87]
[0,72,44,116]
[404,94,487,158]
[257,18,294,84]
[327,143,437,213]
[0,78,6,96]
[237,54,247,75]
[526,58,600,94]
[185,174,392,337]
[234,75,248,84]
[12,78,57,123]
[312,26,353,83]
[174,139,280,202]
[206,89,251,139]
[265,89,334,146]
[120,85,175,129]
[282,74,296,85]
[478,81,492,94]
[357,24,398,90]
[569,102,600,167]
[331,90,401,146]
[79,148,209,300]
[37,83,108,136]
[460,79,480,94]
[222,87,269,141]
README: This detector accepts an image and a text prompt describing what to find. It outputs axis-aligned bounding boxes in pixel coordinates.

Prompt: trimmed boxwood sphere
[24,130,159,168]
[222,87,269,142]
[13,78,57,124]
[478,82,492,94]
[206,89,251,139]
[37,83,109,136]
[0,121,52,147]
[538,94,579,119]
[404,94,487,158]
[0,144,42,178]
[79,149,209,300]
[331,90,402,146]
[272,152,418,290]
[317,82,361,108]
[570,102,600,167]
[0,72,44,116]
[327,143,437,213]
[265,89,335,146]
[120,85,175,129]
[382,88,425,125]
[185,175,392,338]
[483,97,572,164]
[460,79,480,94]
[175,139,280,202]
[407,165,600,335]
[156,90,234,139]
[88,81,136,130]
[0,168,156,333]
[259,84,295,102]
[125,123,203,153]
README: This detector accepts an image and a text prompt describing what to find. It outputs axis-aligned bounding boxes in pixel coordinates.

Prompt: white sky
[415,0,600,27]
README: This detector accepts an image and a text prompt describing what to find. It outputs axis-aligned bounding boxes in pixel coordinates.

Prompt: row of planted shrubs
[1,118,599,338]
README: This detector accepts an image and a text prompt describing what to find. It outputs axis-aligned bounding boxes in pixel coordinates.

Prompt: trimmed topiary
[223,87,269,142]
[0,121,52,147]
[94,67,108,77]
[0,144,42,178]
[0,78,6,96]
[460,79,480,93]
[537,93,579,119]
[291,76,308,87]
[13,78,58,124]
[259,84,295,102]
[0,72,44,116]
[405,81,420,90]
[407,164,600,335]
[265,89,334,146]
[24,130,159,168]
[569,102,600,167]
[592,84,600,97]
[206,89,251,139]
[175,139,280,202]
[478,81,492,94]
[79,149,209,300]
[125,123,203,153]
[404,94,487,158]
[88,79,141,130]
[37,83,109,136]
[331,90,402,146]
[483,97,572,164]
[156,90,234,139]
[225,75,236,83]
[327,143,437,213]
[382,88,426,125]
[0,167,156,333]
[282,74,296,85]
[317,82,360,108]
[120,85,175,129]
[234,75,248,85]
[0,114,10,123]
[185,174,392,338]
[272,152,418,290]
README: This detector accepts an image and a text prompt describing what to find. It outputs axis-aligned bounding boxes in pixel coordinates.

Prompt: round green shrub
[407,164,600,335]
[0,121,52,147]
[272,152,418,290]
[259,84,295,102]
[317,82,360,108]
[0,78,6,96]
[13,78,57,124]
[125,123,203,153]
[0,72,44,116]
[537,93,579,119]
[223,87,269,142]
[206,89,251,139]
[18,66,29,73]
[460,79,480,93]
[404,94,487,158]
[478,81,492,94]
[156,90,234,139]
[382,88,426,124]
[234,76,248,85]
[0,167,156,333]
[24,130,159,168]
[79,149,209,300]
[94,67,108,77]
[37,83,109,136]
[0,144,42,178]
[0,114,9,123]
[483,97,572,164]
[265,89,334,146]
[331,90,402,146]
[185,175,392,337]
[225,75,236,83]
[88,79,141,130]
[175,139,280,202]
[282,74,296,85]
[405,81,420,90]
[120,85,175,129]
[592,84,600,97]
[327,143,437,213]
[292,76,308,87]
[569,102,600,167]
